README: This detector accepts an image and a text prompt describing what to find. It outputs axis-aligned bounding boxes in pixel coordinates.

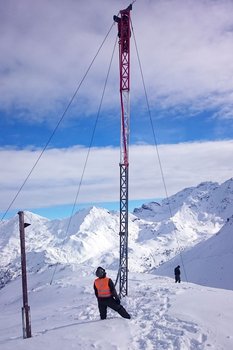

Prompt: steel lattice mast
[114,4,132,298]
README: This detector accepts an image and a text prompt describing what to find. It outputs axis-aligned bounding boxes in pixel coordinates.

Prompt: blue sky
[1,0,233,220]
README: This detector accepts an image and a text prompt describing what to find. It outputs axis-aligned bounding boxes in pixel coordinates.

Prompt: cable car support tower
[114,4,132,298]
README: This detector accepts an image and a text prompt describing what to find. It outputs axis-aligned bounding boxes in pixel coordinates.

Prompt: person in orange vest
[94,266,131,320]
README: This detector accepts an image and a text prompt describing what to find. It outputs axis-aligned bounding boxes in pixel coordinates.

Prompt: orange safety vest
[94,277,111,298]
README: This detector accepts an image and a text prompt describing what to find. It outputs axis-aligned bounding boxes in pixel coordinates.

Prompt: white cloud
[0,140,232,212]
[1,0,233,122]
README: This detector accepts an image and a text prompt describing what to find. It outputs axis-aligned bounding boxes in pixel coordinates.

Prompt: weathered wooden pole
[18,211,32,339]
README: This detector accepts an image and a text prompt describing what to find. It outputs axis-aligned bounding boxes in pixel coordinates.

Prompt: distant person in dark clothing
[94,266,131,320]
[174,265,181,283]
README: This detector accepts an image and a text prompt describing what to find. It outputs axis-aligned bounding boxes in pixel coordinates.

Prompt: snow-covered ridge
[0,178,233,289]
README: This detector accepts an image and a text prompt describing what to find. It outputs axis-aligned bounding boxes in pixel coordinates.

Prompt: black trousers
[97,297,130,320]
[175,275,181,283]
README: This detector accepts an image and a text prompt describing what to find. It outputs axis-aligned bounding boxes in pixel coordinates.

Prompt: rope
[0,22,115,223]
[131,19,188,283]
[50,35,118,285]
[114,267,120,287]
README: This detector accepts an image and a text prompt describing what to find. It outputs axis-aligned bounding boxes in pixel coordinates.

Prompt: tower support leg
[119,164,129,297]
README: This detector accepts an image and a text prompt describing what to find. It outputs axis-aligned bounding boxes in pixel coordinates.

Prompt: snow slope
[0,266,233,350]
[154,215,233,290]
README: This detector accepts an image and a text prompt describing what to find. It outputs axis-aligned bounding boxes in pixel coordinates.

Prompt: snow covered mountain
[0,207,123,287]
[1,178,233,349]
[0,178,233,290]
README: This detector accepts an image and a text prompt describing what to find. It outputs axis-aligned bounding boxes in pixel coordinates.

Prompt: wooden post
[18,211,32,339]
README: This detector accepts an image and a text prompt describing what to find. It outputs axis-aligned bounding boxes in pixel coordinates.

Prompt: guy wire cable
[0,22,115,223]
[50,35,118,285]
[130,19,188,283]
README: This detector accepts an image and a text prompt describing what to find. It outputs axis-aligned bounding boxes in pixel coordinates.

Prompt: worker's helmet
[96,266,106,278]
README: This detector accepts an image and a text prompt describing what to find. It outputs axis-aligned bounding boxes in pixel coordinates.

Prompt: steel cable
[131,19,188,283]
